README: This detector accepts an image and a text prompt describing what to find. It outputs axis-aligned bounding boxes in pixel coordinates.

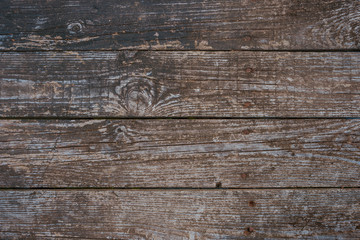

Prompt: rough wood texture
[1,119,359,188]
[1,0,359,239]
[1,189,359,239]
[1,0,359,50]
[1,51,359,117]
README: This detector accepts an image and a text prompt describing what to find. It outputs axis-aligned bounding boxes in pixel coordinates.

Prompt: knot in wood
[67,22,83,34]
[303,1,360,48]
[123,50,137,59]
[115,77,157,116]
[117,51,139,66]
[114,125,134,144]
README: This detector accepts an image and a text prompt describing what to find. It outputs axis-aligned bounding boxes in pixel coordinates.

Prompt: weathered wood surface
[1,189,359,239]
[1,0,359,239]
[1,0,359,51]
[1,51,360,117]
[1,119,359,188]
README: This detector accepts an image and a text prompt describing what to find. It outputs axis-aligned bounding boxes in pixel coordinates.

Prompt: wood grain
[1,119,359,188]
[1,189,359,239]
[1,0,359,50]
[2,1,359,238]
[1,51,360,117]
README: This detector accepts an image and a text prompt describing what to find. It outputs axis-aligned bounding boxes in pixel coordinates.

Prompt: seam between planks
[1,117,360,120]
[0,49,360,53]
[1,187,359,191]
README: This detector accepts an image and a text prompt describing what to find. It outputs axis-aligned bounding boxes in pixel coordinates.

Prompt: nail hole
[242,129,252,135]
[243,36,252,42]
[244,227,254,236]
[243,102,252,108]
[245,67,254,73]
[215,182,222,188]
[248,201,256,207]
[241,173,248,180]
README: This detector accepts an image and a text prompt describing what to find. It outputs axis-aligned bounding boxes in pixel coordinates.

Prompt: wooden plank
[1,189,359,239]
[1,51,359,117]
[0,0,359,50]
[1,119,359,188]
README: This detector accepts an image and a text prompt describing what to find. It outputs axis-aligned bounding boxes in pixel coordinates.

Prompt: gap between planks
[0,117,359,120]
[1,49,360,53]
[1,187,360,191]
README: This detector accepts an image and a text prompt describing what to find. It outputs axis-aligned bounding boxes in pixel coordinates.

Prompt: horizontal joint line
[1,187,359,191]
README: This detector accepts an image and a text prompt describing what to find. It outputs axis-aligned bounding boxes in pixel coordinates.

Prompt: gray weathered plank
[1,189,359,239]
[1,51,359,117]
[1,119,359,188]
[0,0,359,50]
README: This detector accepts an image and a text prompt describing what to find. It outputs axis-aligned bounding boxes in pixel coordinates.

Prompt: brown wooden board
[1,51,359,117]
[1,189,359,239]
[1,0,359,51]
[1,0,359,239]
[1,119,359,188]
